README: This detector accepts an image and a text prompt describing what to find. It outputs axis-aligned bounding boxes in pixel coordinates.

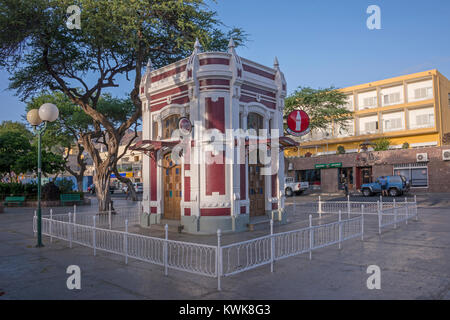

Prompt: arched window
[247,112,263,133]
[162,114,180,140]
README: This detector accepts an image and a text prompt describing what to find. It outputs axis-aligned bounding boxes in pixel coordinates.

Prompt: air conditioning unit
[443,150,450,161]
[416,153,428,162]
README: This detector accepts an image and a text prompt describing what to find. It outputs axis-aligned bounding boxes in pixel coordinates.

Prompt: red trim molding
[200,208,231,216]
[243,64,275,80]
[151,65,187,82]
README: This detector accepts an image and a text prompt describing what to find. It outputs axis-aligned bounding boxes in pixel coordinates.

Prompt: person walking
[343,177,349,197]
[380,177,388,197]
[125,186,129,200]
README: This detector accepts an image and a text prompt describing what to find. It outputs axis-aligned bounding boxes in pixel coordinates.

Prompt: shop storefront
[286,146,450,193]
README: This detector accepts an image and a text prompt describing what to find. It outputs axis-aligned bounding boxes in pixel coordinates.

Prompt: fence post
[309,215,313,260]
[292,196,296,216]
[394,205,398,229]
[33,210,37,236]
[380,195,383,211]
[377,201,381,235]
[124,219,128,264]
[405,197,407,204]
[93,216,96,256]
[73,208,77,225]
[270,219,274,273]
[68,212,72,248]
[164,224,168,276]
[347,195,350,217]
[217,229,222,291]
[49,209,53,243]
[415,196,419,221]
[108,203,112,230]
[393,199,397,229]
[338,210,342,250]
[405,204,409,225]
[361,205,364,241]
[74,204,77,216]
[318,196,322,219]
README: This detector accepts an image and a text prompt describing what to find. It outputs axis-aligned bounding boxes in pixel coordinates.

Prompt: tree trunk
[94,168,113,213]
[76,175,84,192]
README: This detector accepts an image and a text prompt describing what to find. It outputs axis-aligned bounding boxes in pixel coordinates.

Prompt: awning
[245,136,299,151]
[130,140,181,158]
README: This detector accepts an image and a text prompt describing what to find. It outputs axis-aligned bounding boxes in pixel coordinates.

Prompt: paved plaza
[0,193,449,299]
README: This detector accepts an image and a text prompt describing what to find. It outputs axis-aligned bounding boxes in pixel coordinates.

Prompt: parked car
[122,182,143,194]
[284,177,309,197]
[361,175,410,197]
[87,184,115,195]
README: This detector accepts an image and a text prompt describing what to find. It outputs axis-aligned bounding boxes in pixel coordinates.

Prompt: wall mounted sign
[178,117,193,136]
[286,110,310,137]
[314,162,343,169]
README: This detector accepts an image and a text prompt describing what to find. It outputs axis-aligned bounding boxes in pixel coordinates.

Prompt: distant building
[285,70,450,193]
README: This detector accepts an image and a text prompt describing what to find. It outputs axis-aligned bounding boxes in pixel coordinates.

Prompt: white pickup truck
[284,177,309,197]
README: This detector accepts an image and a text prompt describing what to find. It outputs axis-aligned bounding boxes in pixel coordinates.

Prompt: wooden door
[163,154,182,220]
[248,164,265,217]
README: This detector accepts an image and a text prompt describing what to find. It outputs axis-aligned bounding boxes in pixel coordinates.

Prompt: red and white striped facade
[139,39,287,234]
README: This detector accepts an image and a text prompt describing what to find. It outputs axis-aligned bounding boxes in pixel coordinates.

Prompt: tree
[284,87,353,133]
[0,0,246,211]
[27,92,89,191]
[27,91,138,194]
[0,125,31,180]
[0,121,65,180]
[373,138,391,151]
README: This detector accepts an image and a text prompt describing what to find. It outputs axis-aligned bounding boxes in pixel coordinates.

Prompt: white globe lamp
[38,103,59,122]
[26,109,43,126]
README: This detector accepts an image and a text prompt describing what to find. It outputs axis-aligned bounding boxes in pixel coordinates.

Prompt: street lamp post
[27,103,59,247]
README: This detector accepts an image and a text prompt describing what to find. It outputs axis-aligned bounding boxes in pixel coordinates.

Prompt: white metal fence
[287,195,417,218]
[42,203,142,230]
[33,198,418,291]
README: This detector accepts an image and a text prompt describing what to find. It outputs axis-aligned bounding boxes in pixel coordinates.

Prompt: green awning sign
[328,162,343,168]
[315,162,342,169]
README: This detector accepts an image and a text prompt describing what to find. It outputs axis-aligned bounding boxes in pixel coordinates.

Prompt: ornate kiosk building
[133,39,294,234]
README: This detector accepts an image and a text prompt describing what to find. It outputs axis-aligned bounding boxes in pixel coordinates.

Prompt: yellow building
[285,69,450,157]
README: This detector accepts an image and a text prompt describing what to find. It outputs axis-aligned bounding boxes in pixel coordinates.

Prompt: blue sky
[1,0,450,122]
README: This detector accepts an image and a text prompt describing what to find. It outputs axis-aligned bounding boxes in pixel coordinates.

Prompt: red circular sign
[286,110,310,136]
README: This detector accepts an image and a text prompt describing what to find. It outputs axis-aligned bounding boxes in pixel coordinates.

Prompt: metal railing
[288,195,417,218]
[42,203,142,230]
[378,201,418,234]
[39,215,217,280]
[34,197,418,291]
[221,212,363,285]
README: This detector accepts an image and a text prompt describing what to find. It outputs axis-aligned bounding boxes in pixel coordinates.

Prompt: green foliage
[41,182,60,201]
[0,182,38,200]
[13,146,66,177]
[0,121,65,178]
[55,178,75,193]
[402,142,410,149]
[284,87,353,131]
[0,123,32,177]
[373,138,391,151]
[337,145,346,155]
[0,0,247,100]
